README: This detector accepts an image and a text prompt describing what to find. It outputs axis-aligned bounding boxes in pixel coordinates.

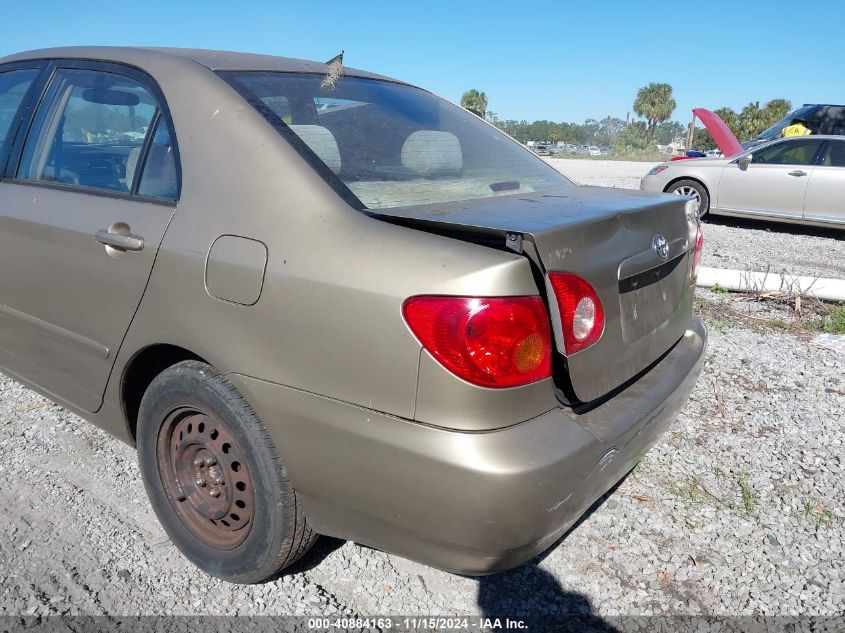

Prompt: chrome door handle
[788,170,807,177]
[95,229,145,252]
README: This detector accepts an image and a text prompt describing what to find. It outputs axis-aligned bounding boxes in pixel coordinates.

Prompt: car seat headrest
[401,131,462,176]
[290,125,342,175]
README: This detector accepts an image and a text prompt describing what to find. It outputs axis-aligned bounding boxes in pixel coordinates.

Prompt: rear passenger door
[803,139,845,225]
[0,61,180,412]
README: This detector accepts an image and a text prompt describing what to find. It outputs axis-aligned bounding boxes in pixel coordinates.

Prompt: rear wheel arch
[121,344,205,443]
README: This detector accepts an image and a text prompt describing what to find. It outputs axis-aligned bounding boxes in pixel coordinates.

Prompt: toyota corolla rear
[222,69,708,573]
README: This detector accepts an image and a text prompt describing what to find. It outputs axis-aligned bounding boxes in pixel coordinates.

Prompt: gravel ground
[548,158,845,280]
[2,161,843,623]
[1,294,842,620]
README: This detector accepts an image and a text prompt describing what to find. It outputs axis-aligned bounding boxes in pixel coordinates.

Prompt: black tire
[137,360,316,583]
[666,179,710,218]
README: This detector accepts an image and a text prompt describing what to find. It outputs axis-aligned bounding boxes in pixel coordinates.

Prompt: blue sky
[1,0,841,124]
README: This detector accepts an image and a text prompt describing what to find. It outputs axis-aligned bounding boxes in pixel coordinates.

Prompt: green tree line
[462,85,794,154]
[487,115,685,148]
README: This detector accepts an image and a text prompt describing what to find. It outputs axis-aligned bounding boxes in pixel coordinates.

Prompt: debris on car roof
[321,50,344,90]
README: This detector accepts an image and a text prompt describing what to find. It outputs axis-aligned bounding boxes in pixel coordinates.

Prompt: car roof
[0,46,403,83]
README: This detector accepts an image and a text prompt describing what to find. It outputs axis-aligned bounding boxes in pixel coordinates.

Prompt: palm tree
[760,98,793,134]
[633,83,676,141]
[739,101,766,138]
[763,99,791,121]
[711,101,791,141]
[460,89,488,118]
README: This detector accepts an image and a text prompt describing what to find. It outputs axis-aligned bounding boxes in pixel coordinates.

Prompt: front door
[0,63,179,412]
[716,138,824,221]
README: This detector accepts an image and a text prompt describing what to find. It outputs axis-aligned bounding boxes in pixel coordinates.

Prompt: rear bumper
[230,316,707,575]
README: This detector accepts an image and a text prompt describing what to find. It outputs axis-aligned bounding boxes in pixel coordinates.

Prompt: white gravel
[547,157,649,190]
[1,160,843,623]
[2,303,842,619]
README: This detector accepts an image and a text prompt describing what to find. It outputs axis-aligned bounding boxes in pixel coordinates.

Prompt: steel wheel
[138,360,316,582]
[156,405,255,550]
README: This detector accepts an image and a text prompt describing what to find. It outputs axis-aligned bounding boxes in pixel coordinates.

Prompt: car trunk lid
[372,185,697,403]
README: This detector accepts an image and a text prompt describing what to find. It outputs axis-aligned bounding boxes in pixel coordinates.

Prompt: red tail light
[690,224,704,282]
[548,273,605,355]
[402,296,552,388]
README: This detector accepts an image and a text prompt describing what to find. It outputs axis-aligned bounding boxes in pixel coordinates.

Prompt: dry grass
[696,289,845,337]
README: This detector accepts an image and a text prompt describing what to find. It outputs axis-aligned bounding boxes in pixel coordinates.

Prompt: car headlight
[647,164,669,176]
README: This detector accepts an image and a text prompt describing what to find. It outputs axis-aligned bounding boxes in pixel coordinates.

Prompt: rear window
[220,72,572,209]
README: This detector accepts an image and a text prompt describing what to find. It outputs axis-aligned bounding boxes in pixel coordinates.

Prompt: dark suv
[745,104,845,148]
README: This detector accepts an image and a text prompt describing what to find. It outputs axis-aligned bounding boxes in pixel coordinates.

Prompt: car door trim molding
[0,303,109,359]
[800,213,845,225]
[717,206,804,220]
[0,172,178,207]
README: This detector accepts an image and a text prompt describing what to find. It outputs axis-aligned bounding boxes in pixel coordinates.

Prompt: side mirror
[738,154,753,171]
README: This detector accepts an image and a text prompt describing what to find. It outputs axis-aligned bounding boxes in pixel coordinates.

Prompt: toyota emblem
[653,234,669,260]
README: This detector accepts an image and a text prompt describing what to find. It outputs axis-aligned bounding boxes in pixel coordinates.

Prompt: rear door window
[820,141,845,167]
[16,67,177,199]
[135,116,178,199]
[0,68,39,172]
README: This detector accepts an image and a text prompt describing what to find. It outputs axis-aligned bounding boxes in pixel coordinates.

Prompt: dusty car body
[0,47,706,582]
[641,135,845,227]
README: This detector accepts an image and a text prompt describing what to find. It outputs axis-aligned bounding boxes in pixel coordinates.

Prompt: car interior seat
[400,131,462,177]
[126,144,177,198]
[126,147,142,190]
[140,145,177,198]
[289,125,342,175]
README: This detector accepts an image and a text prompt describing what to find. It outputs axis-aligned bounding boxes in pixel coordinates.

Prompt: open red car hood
[694,108,743,157]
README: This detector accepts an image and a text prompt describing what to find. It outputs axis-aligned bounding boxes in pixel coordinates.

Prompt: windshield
[220,72,572,209]
[755,105,818,140]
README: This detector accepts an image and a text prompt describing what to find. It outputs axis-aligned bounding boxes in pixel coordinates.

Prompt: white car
[588,146,601,156]
[640,135,845,228]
